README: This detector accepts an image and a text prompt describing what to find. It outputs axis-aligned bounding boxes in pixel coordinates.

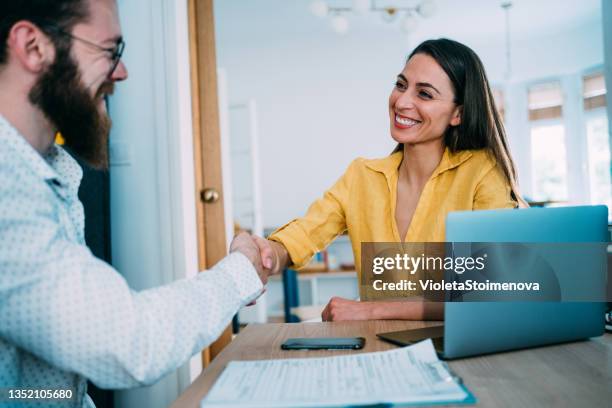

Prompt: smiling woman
[256,38,526,322]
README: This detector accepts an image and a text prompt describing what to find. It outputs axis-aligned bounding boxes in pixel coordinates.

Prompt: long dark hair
[394,38,526,207]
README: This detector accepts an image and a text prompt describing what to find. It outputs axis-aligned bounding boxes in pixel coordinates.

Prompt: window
[529,81,568,202]
[528,81,563,121]
[530,124,568,201]
[583,72,606,110]
[582,72,610,211]
[586,116,611,208]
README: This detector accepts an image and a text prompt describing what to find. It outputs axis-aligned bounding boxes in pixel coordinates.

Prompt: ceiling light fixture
[501,1,513,80]
[309,0,437,35]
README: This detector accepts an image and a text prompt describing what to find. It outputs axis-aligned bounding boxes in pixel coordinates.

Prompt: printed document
[201,339,472,407]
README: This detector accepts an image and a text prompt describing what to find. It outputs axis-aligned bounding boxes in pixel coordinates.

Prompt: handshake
[229,232,288,285]
[229,232,366,321]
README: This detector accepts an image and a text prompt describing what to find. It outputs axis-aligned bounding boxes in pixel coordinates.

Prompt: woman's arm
[265,160,361,270]
[321,297,444,321]
[258,240,445,321]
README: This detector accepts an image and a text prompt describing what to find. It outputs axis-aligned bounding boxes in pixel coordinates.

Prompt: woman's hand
[321,297,445,321]
[249,235,276,273]
[250,235,290,276]
[321,297,374,321]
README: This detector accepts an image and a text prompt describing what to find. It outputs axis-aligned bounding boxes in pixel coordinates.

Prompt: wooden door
[188,0,232,366]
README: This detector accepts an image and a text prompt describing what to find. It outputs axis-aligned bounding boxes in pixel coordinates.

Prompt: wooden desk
[172,321,612,408]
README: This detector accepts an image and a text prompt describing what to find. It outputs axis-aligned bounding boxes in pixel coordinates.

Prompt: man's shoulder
[0,144,40,183]
[0,142,29,185]
[0,144,58,208]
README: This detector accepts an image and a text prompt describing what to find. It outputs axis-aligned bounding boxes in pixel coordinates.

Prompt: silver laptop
[378,205,608,359]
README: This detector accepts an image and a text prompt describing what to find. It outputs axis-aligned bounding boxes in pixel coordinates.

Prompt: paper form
[201,339,471,407]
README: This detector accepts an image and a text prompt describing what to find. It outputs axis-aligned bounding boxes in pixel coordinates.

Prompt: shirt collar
[364,147,473,180]
[433,148,474,176]
[0,115,82,196]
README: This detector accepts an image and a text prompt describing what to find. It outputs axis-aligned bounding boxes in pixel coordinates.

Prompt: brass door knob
[201,188,220,203]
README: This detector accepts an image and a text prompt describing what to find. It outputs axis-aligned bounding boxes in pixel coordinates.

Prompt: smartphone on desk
[281,337,366,350]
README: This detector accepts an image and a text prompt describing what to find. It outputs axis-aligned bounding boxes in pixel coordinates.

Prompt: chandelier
[309,0,437,35]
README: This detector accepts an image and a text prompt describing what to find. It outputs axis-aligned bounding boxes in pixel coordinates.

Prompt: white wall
[108,0,197,407]
[214,1,604,227]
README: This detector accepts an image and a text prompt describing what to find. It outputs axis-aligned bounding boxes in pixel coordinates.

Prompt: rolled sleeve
[268,160,357,269]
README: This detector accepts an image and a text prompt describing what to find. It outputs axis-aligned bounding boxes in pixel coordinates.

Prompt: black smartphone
[281,337,366,350]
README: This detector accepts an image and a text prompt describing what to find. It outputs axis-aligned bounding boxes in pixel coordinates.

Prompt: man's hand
[230,232,268,284]
[321,297,374,321]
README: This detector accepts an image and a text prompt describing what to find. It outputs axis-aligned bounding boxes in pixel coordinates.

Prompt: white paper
[201,339,468,407]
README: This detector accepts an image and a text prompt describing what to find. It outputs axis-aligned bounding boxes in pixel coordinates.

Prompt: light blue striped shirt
[0,115,263,407]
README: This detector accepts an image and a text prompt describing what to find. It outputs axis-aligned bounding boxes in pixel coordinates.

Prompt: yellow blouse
[269,148,516,277]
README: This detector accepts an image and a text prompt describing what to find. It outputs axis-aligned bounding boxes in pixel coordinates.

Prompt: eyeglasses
[42,25,126,77]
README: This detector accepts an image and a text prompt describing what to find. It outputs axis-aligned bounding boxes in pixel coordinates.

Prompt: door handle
[201,188,220,203]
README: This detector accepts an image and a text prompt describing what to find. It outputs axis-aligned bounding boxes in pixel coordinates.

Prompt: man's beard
[29,43,113,170]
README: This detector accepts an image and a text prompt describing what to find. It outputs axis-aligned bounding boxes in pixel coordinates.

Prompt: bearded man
[0,1,274,407]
